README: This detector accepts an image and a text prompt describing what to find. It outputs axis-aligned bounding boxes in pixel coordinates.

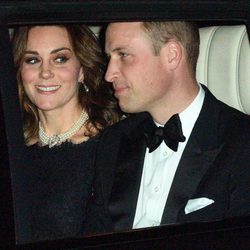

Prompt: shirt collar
[154,83,205,140]
[179,83,205,139]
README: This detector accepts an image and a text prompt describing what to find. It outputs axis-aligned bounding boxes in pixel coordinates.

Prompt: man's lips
[114,85,129,97]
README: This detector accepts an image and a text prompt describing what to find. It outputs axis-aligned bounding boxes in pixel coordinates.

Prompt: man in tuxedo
[87,21,250,233]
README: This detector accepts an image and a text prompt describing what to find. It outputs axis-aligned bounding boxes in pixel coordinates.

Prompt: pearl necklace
[38,110,89,148]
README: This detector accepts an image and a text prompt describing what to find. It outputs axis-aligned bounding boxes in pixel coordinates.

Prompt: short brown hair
[142,21,200,75]
[12,24,120,144]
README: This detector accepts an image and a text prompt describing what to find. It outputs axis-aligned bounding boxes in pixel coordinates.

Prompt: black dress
[23,137,97,242]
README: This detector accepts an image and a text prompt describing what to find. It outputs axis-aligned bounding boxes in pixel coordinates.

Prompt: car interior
[0,1,249,249]
[197,24,250,114]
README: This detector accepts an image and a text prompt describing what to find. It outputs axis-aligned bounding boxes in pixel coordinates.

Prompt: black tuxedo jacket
[86,86,250,233]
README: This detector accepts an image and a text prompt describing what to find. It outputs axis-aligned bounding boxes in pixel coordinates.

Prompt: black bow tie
[144,114,186,153]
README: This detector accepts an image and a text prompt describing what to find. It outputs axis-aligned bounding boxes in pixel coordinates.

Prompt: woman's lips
[36,85,61,94]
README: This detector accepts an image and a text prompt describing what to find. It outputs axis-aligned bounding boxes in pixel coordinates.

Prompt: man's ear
[78,67,84,82]
[160,41,183,70]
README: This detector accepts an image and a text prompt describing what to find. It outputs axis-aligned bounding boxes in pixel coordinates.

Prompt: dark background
[0,1,249,249]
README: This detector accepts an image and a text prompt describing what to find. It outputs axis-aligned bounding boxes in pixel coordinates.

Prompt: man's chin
[119,103,131,113]
[119,103,140,114]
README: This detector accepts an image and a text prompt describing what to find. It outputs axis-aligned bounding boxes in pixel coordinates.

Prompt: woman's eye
[55,56,69,63]
[24,57,39,64]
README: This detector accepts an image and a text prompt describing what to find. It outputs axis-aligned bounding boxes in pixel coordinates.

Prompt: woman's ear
[78,67,84,82]
[160,41,183,70]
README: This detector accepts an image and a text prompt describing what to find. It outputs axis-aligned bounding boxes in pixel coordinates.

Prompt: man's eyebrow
[111,47,126,53]
[106,47,127,56]
[23,47,72,55]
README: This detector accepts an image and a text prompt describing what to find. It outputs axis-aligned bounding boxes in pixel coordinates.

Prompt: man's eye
[55,56,69,63]
[119,52,128,58]
[24,57,39,64]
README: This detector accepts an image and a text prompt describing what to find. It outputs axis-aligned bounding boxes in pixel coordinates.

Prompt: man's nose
[39,62,55,79]
[105,59,119,83]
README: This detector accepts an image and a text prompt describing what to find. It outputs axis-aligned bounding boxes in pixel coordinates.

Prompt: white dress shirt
[133,84,205,229]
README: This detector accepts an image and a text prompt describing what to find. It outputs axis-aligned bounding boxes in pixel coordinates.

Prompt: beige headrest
[196,25,250,114]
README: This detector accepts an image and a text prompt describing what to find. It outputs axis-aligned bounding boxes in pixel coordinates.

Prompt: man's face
[105,22,172,115]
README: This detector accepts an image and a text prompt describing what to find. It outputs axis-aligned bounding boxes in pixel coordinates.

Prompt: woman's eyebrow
[23,50,38,55]
[23,47,72,55]
[51,47,72,54]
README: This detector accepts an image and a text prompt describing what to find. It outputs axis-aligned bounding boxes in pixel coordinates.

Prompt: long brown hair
[12,24,120,144]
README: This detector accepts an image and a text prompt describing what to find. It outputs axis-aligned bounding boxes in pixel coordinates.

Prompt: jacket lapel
[108,113,150,230]
[161,87,224,224]
[161,136,223,224]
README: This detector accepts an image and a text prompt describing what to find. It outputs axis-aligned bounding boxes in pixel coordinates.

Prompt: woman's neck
[38,105,83,136]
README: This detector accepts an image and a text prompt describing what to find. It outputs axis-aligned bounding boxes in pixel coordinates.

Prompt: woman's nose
[39,63,54,79]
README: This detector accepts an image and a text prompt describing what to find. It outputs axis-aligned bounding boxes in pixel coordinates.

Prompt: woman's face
[20,26,84,113]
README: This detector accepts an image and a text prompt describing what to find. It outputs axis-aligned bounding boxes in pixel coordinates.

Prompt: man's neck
[150,81,199,125]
